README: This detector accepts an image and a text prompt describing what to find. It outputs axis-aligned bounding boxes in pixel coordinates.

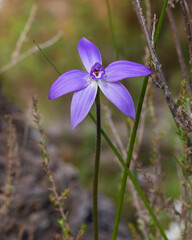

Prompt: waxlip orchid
[49,37,152,129]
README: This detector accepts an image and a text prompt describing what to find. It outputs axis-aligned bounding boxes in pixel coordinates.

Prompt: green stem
[93,89,101,240]
[105,0,119,60]
[112,0,169,239]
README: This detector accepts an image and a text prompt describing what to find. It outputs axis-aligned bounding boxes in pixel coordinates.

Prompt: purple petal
[49,70,89,100]
[105,60,153,82]
[98,81,135,120]
[78,37,102,73]
[71,81,98,129]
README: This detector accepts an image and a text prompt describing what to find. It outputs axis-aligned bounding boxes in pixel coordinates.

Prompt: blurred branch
[145,0,152,32]
[0,32,62,74]
[180,0,192,75]
[166,6,191,92]
[148,85,162,201]
[185,0,192,18]
[105,0,119,60]
[104,105,127,160]
[12,4,38,60]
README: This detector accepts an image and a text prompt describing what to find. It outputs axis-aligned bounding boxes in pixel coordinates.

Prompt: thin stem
[112,0,169,239]
[12,5,37,60]
[166,6,191,92]
[105,0,119,60]
[180,0,192,75]
[93,89,101,240]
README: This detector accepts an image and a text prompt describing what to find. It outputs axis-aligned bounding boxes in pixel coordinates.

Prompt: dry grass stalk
[32,96,72,240]
[104,105,127,160]
[0,115,19,215]
[32,96,86,240]
[12,5,38,60]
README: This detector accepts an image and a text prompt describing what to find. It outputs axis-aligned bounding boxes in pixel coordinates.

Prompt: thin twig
[166,6,191,92]
[148,84,162,204]
[131,87,148,164]
[0,32,62,74]
[180,0,192,75]
[104,105,127,159]
[185,0,192,24]
[151,14,157,51]
[183,200,192,240]
[12,5,38,60]
[105,0,119,60]
[145,0,152,33]
[129,181,150,240]
[168,0,175,8]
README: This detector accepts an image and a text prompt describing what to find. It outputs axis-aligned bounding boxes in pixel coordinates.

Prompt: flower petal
[98,81,135,120]
[49,70,89,100]
[78,37,102,73]
[71,81,98,129]
[105,60,153,82]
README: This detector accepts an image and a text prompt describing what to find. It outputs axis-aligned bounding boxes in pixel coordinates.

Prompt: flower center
[90,62,105,80]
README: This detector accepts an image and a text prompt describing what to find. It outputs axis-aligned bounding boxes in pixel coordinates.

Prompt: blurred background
[0,0,189,231]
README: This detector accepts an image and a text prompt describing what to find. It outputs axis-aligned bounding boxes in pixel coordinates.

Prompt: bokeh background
[0,0,188,227]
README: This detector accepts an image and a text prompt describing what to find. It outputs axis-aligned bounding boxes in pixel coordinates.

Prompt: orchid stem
[93,89,101,240]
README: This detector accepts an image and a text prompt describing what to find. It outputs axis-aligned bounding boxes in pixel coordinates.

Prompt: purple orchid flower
[49,37,152,129]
